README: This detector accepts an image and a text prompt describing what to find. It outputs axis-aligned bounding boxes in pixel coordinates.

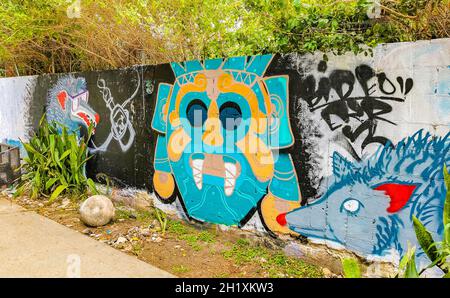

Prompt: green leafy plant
[341,257,362,278]
[398,165,450,277]
[15,115,97,201]
[172,264,190,274]
[154,207,168,235]
[95,173,112,196]
[398,243,420,278]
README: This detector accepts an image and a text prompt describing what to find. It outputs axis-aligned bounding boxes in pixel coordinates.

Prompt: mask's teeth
[224,162,236,196]
[192,159,204,190]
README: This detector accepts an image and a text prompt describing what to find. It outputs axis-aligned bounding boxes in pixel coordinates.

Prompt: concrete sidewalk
[0,198,175,277]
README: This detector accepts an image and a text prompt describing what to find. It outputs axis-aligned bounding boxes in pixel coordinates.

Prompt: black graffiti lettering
[320,100,349,131]
[299,75,331,107]
[329,69,355,99]
[355,64,376,96]
[377,73,396,95]
[299,61,413,150]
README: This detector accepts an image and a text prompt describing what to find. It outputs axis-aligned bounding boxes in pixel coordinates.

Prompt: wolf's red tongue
[374,183,417,213]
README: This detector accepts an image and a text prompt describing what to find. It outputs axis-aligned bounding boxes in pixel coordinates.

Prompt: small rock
[174,245,181,249]
[133,194,152,210]
[122,244,132,252]
[79,195,115,227]
[322,268,333,277]
[82,228,92,235]
[140,228,151,237]
[150,219,159,229]
[128,227,139,234]
[154,237,162,243]
[59,198,70,209]
[116,236,127,244]
[283,241,304,258]
[37,203,44,207]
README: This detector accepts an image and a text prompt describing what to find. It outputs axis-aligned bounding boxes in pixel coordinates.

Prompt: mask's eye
[340,198,363,215]
[219,102,242,131]
[186,99,207,127]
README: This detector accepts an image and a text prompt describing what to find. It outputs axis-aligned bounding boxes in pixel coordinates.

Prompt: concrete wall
[1,38,449,269]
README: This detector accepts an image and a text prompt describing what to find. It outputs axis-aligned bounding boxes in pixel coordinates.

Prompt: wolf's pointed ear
[151,83,173,134]
[263,76,294,149]
[373,183,417,213]
[332,151,357,179]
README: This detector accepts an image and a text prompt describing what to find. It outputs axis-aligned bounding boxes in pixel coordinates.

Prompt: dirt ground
[5,192,330,278]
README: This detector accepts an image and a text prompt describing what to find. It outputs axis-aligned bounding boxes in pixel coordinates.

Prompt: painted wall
[0,75,36,156]
[1,38,449,268]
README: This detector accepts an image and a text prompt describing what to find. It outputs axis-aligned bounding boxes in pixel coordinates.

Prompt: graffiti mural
[151,55,301,233]
[298,60,413,152]
[286,130,450,264]
[1,39,449,271]
[89,69,140,153]
[47,75,100,134]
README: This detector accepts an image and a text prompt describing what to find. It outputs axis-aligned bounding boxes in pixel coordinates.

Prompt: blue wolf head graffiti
[286,130,450,265]
[47,75,99,134]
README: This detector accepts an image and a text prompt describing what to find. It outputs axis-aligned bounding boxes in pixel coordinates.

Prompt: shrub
[15,115,97,201]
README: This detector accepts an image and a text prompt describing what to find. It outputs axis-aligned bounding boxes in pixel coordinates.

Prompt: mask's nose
[202,101,223,147]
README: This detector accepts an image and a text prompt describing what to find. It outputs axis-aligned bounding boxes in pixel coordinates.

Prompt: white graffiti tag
[89,70,140,153]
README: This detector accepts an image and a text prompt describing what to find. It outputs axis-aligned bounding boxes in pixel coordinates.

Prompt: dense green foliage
[15,115,97,201]
[0,0,448,77]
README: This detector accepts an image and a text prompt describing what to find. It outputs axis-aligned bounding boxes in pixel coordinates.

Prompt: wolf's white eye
[341,198,362,214]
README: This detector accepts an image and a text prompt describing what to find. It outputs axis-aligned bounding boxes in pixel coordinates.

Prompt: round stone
[79,195,115,227]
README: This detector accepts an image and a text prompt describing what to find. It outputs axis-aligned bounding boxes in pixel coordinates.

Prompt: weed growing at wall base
[14,115,97,201]
[222,238,324,277]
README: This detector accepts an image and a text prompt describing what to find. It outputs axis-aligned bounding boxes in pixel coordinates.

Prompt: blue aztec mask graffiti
[151,55,302,232]
[47,75,100,134]
[285,130,450,265]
